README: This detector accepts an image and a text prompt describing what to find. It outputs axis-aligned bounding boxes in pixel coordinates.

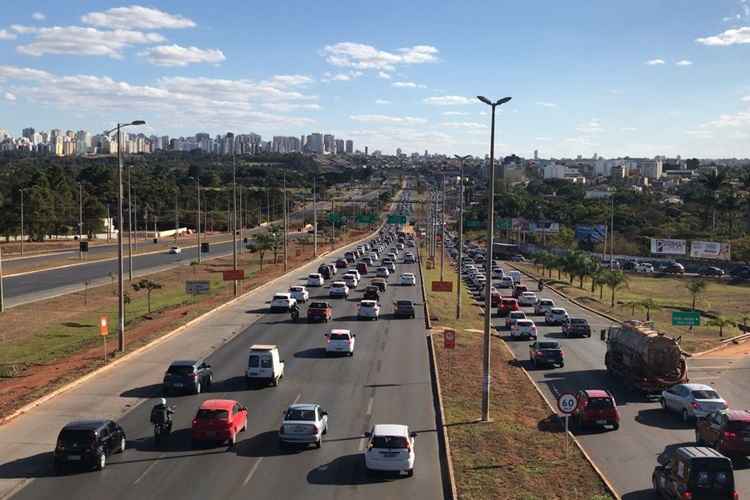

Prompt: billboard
[575,225,607,243]
[690,241,731,261]
[511,218,529,231]
[528,222,560,234]
[650,238,687,255]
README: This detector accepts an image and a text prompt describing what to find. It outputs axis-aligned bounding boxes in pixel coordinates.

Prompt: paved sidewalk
[0,234,372,499]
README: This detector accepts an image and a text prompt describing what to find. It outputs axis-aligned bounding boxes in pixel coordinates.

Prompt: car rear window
[587,398,614,409]
[273,295,288,300]
[692,390,720,400]
[248,355,259,368]
[371,435,409,449]
[330,333,349,340]
[59,429,95,445]
[167,365,194,375]
[689,460,733,492]
[285,409,315,421]
[539,342,560,349]
[517,320,533,326]
[196,409,229,420]
[309,302,328,309]
[502,299,516,305]
[397,301,413,306]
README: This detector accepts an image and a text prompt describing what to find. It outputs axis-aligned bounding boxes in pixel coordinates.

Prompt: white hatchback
[307,273,324,287]
[325,329,356,356]
[400,273,416,286]
[545,307,569,325]
[329,282,350,298]
[343,273,359,289]
[518,292,538,306]
[270,293,296,312]
[358,300,380,320]
[505,310,527,329]
[512,319,538,339]
[534,298,555,315]
[289,286,309,303]
[497,276,514,289]
[364,424,416,477]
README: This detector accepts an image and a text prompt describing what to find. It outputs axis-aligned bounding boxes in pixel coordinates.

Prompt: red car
[192,399,248,447]
[512,285,529,299]
[696,409,750,457]
[356,262,369,275]
[307,302,333,322]
[335,259,348,269]
[498,298,519,316]
[572,390,620,430]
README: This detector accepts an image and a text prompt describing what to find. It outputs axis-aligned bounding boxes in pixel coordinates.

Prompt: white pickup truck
[246,345,285,387]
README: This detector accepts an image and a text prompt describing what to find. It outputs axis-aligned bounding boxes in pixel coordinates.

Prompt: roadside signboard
[431,280,453,292]
[327,213,342,224]
[557,393,577,415]
[444,329,456,349]
[496,218,512,230]
[650,238,687,256]
[186,280,211,295]
[690,241,731,261]
[672,311,700,326]
[465,220,481,229]
[387,214,407,224]
[222,269,245,281]
[99,316,109,336]
[356,214,376,224]
[575,225,607,243]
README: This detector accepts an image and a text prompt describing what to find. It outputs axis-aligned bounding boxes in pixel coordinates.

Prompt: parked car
[696,409,750,457]
[246,344,284,386]
[358,300,381,320]
[163,359,213,395]
[498,298,520,317]
[191,399,247,447]
[545,307,569,326]
[518,291,538,306]
[279,403,328,449]
[661,384,727,422]
[364,424,417,477]
[652,446,736,500]
[307,273,324,287]
[325,329,356,356]
[511,319,537,339]
[394,300,416,319]
[572,390,620,430]
[505,310,527,329]
[53,420,126,472]
[400,273,417,286]
[307,301,333,322]
[270,293,296,312]
[329,281,350,298]
[664,262,686,274]
[529,341,564,368]
[635,262,655,273]
[562,318,592,338]
[700,266,726,278]
[289,286,309,303]
[534,298,555,316]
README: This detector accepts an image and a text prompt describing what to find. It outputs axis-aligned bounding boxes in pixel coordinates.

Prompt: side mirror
[363,431,371,438]
[410,431,417,438]
[322,411,328,416]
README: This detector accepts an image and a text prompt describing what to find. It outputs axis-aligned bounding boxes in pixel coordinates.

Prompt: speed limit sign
[557,393,578,414]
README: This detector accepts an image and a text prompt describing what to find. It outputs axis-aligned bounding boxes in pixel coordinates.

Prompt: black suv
[394,300,416,319]
[562,318,592,338]
[54,420,126,472]
[652,446,736,499]
[318,264,333,280]
[163,360,213,395]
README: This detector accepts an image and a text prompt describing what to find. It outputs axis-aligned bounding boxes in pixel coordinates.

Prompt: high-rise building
[300,135,305,149]
[533,149,538,160]
[323,134,335,154]
[22,128,35,140]
[308,133,324,153]
[396,148,402,156]
[335,139,345,155]
[345,140,353,154]
[640,159,663,179]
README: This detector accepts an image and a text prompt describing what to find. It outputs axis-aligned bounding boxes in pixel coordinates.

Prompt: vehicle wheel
[407,468,414,477]
[195,381,201,395]
[682,409,690,423]
[659,398,667,411]
[95,451,106,471]
[118,437,126,453]
[272,377,278,387]
[315,439,321,449]
[229,432,236,448]
[559,362,565,368]
[348,351,354,357]
[323,424,328,435]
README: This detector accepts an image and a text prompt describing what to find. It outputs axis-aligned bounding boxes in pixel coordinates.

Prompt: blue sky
[0,0,749,158]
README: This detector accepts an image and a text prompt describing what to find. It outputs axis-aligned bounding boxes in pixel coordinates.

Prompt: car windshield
[329,333,349,340]
[59,429,95,445]
[196,409,229,420]
[371,435,409,449]
[587,398,614,409]
[538,342,560,349]
[517,320,533,327]
[167,365,194,376]
[692,390,720,400]
[285,409,316,421]
[273,295,288,301]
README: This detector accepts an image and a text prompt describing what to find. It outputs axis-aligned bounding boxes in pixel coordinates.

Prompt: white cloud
[392,81,417,88]
[742,95,750,102]
[377,71,391,79]
[350,114,427,125]
[686,130,713,139]
[646,59,666,65]
[696,27,750,46]
[266,75,313,87]
[441,121,487,129]
[322,42,438,72]
[423,95,471,106]
[375,99,391,105]
[478,111,488,116]
[536,101,558,108]
[4,91,16,101]
[675,60,693,66]
[703,111,750,128]
[322,71,362,82]
[577,118,603,134]
[31,12,46,21]
[15,26,165,58]
[535,137,552,142]
[82,6,195,30]
[442,111,470,116]
[0,30,16,40]
[140,45,226,67]
[621,127,638,132]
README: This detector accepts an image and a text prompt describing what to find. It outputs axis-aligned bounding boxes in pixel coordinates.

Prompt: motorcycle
[290,308,300,323]
[153,421,172,445]
[537,281,544,292]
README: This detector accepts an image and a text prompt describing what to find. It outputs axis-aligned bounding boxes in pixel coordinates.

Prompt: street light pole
[441,172,446,281]
[477,95,512,422]
[0,246,4,313]
[78,183,83,260]
[283,171,288,272]
[454,155,471,319]
[19,188,24,256]
[232,136,238,296]
[127,165,133,281]
[313,176,318,257]
[195,178,201,263]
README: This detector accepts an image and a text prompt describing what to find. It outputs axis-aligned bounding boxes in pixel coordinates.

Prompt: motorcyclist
[537,280,544,292]
[150,398,174,435]
[290,302,300,322]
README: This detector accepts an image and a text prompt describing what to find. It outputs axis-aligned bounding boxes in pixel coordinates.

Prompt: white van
[509,270,522,285]
[246,345,285,387]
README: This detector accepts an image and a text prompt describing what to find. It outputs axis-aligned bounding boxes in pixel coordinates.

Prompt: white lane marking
[689,366,731,370]
[133,455,163,485]
[292,393,302,405]
[242,457,264,486]
[366,396,374,416]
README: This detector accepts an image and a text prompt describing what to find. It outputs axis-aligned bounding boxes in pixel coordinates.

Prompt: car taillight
[192,419,198,426]
[191,373,198,379]
[724,431,737,440]
[681,492,692,500]
[560,351,564,358]
[536,351,544,356]
[691,402,700,409]
[732,491,738,500]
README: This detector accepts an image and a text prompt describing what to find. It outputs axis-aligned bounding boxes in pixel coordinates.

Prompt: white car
[505,310,527,329]
[307,273,324,287]
[518,292,538,306]
[346,269,361,281]
[635,262,655,273]
[545,307,569,325]
[497,276,514,289]
[358,300,381,320]
[364,424,416,477]
[270,293,296,312]
[325,329,356,356]
[370,252,379,262]
[279,403,328,448]
[289,286,309,303]
[329,281,350,298]
[400,273,417,286]
[492,269,505,279]
[534,298,555,315]
[660,383,727,422]
[343,273,359,289]
[168,246,182,255]
[512,319,538,339]
[383,260,397,273]
[376,267,390,278]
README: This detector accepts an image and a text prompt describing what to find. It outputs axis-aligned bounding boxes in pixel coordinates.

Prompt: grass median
[422,249,612,500]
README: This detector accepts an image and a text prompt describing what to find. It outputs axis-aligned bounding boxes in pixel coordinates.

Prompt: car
[289,286,309,303]
[509,270,522,284]
[511,319,537,339]
[498,298,520,317]
[356,262,369,275]
[307,273,325,287]
[572,390,620,430]
[562,318,592,337]
[635,262,655,273]
[163,359,213,395]
[307,301,333,322]
[534,298,555,315]
[696,409,750,457]
[384,260,397,273]
[400,273,417,286]
[270,293,296,312]
[394,300,416,319]
[652,446,736,500]
[168,246,182,255]
[246,344,285,386]
[346,268,362,281]
[191,399,247,447]
[325,329,356,356]
[362,256,375,266]
[329,281,350,298]
[370,252,379,262]
[317,264,333,280]
[363,285,380,301]
[364,424,417,477]
[529,341,564,368]
[518,291,538,306]
[492,268,505,279]
[490,290,503,308]
[511,254,526,262]
[661,383,728,422]
[279,403,329,449]
[506,310,527,329]
[497,276,514,289]
[343,273,359,289]
[404,253,416,264]
[335,258,348,269]
[545,307,569,326]
[53,420,126,472]
[664,262,685,274]
[700,266,726,277]
[376,267,390,278]
[731,266,750,281]
[358,300,381,320]
[512,284,529,299]
[344,252,356,263]
[397,243,405,250]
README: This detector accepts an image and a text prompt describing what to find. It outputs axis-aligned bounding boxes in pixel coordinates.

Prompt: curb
[0,225,382,428]
[497,338,622,500]
[418,246,433,330]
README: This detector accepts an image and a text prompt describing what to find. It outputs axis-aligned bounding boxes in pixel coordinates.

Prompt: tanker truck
[605,320,688,393]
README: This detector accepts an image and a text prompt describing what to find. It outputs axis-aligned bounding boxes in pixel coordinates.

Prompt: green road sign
[464,220,481,229]
[327,212,342,224]
[496,218,512,230]
[672,311,700,326]
[356,214,376,224]
[387,214,407,224]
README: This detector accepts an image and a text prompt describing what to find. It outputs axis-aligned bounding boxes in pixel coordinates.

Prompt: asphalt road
[7,229,443,500]
[492,264,750,499]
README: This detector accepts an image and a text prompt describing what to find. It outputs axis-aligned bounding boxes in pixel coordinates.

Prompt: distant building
[308,133,324,153]
[533,149,538,160]
[611,165,629,179]
[22,127,35,141]
[345,140,353,154]
[335,139,345,154]
[323,134,335,154]
[640,159,663,179]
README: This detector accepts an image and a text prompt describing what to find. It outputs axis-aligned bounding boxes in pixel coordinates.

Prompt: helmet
[159,398,167,406]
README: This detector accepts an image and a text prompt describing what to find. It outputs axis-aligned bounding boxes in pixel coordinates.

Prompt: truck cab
[246,345,284,387]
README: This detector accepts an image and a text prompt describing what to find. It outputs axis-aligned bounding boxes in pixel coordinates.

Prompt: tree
[622,299,643,317]
[602,270,628,307]
[705,316,735,338]
[686,279,707,311]
[254,232,273,271]
[639,298,661,321]
[132,278,162,313]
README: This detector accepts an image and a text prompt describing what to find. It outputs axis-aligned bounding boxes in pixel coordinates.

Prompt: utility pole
[283,171,288,272]
[441,172,446,281]
[0,246,4,313]
[19,188,24,256]
[313,176,318,257]
[454,155,471,319]
[107,204,111,241]
[610,196,615,269]
[232,136,238,297]
[78,183,83,260]
[174,189,178,244]
[195,179,201,263]
[127,166,133,281]
[238,187,243,255]
[330,199,335,251]
[133,191,138,254]
[266,187,270,224]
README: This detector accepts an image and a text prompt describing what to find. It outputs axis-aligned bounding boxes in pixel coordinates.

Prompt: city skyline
[0,2,749,158]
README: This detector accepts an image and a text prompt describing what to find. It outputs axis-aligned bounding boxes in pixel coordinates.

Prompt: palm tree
[603,270,628,308]
[705,316,735,338]
[686,279,707,311]
[698,171,728,232]
[639,298,661,321]
[622,299,644,317]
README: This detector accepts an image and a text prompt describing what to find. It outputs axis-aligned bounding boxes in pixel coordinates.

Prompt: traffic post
[444,328,456,349]
[557,392,578,457]
[99,316,109,363]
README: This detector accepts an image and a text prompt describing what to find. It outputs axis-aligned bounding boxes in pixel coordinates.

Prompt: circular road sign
[557,392,578,415]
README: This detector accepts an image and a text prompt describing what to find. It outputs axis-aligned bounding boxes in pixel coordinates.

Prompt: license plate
[173,383,183,387]
[596,420,607,425]
[744,437,750,442]
[68,455,81,461]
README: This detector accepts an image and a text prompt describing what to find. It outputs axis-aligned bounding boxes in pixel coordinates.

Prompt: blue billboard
[574,225,607,243]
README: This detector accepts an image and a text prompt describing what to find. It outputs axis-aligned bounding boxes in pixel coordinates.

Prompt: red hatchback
[192,399,248,447]
[490,290,503,308]
[696,409,750,457]
[572,390,620,430]
[498,298,519,316]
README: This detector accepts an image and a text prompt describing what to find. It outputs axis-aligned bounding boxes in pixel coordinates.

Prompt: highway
[494,264,750,498]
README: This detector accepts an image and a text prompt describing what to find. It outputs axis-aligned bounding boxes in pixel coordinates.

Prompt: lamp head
[477,96,492,106]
